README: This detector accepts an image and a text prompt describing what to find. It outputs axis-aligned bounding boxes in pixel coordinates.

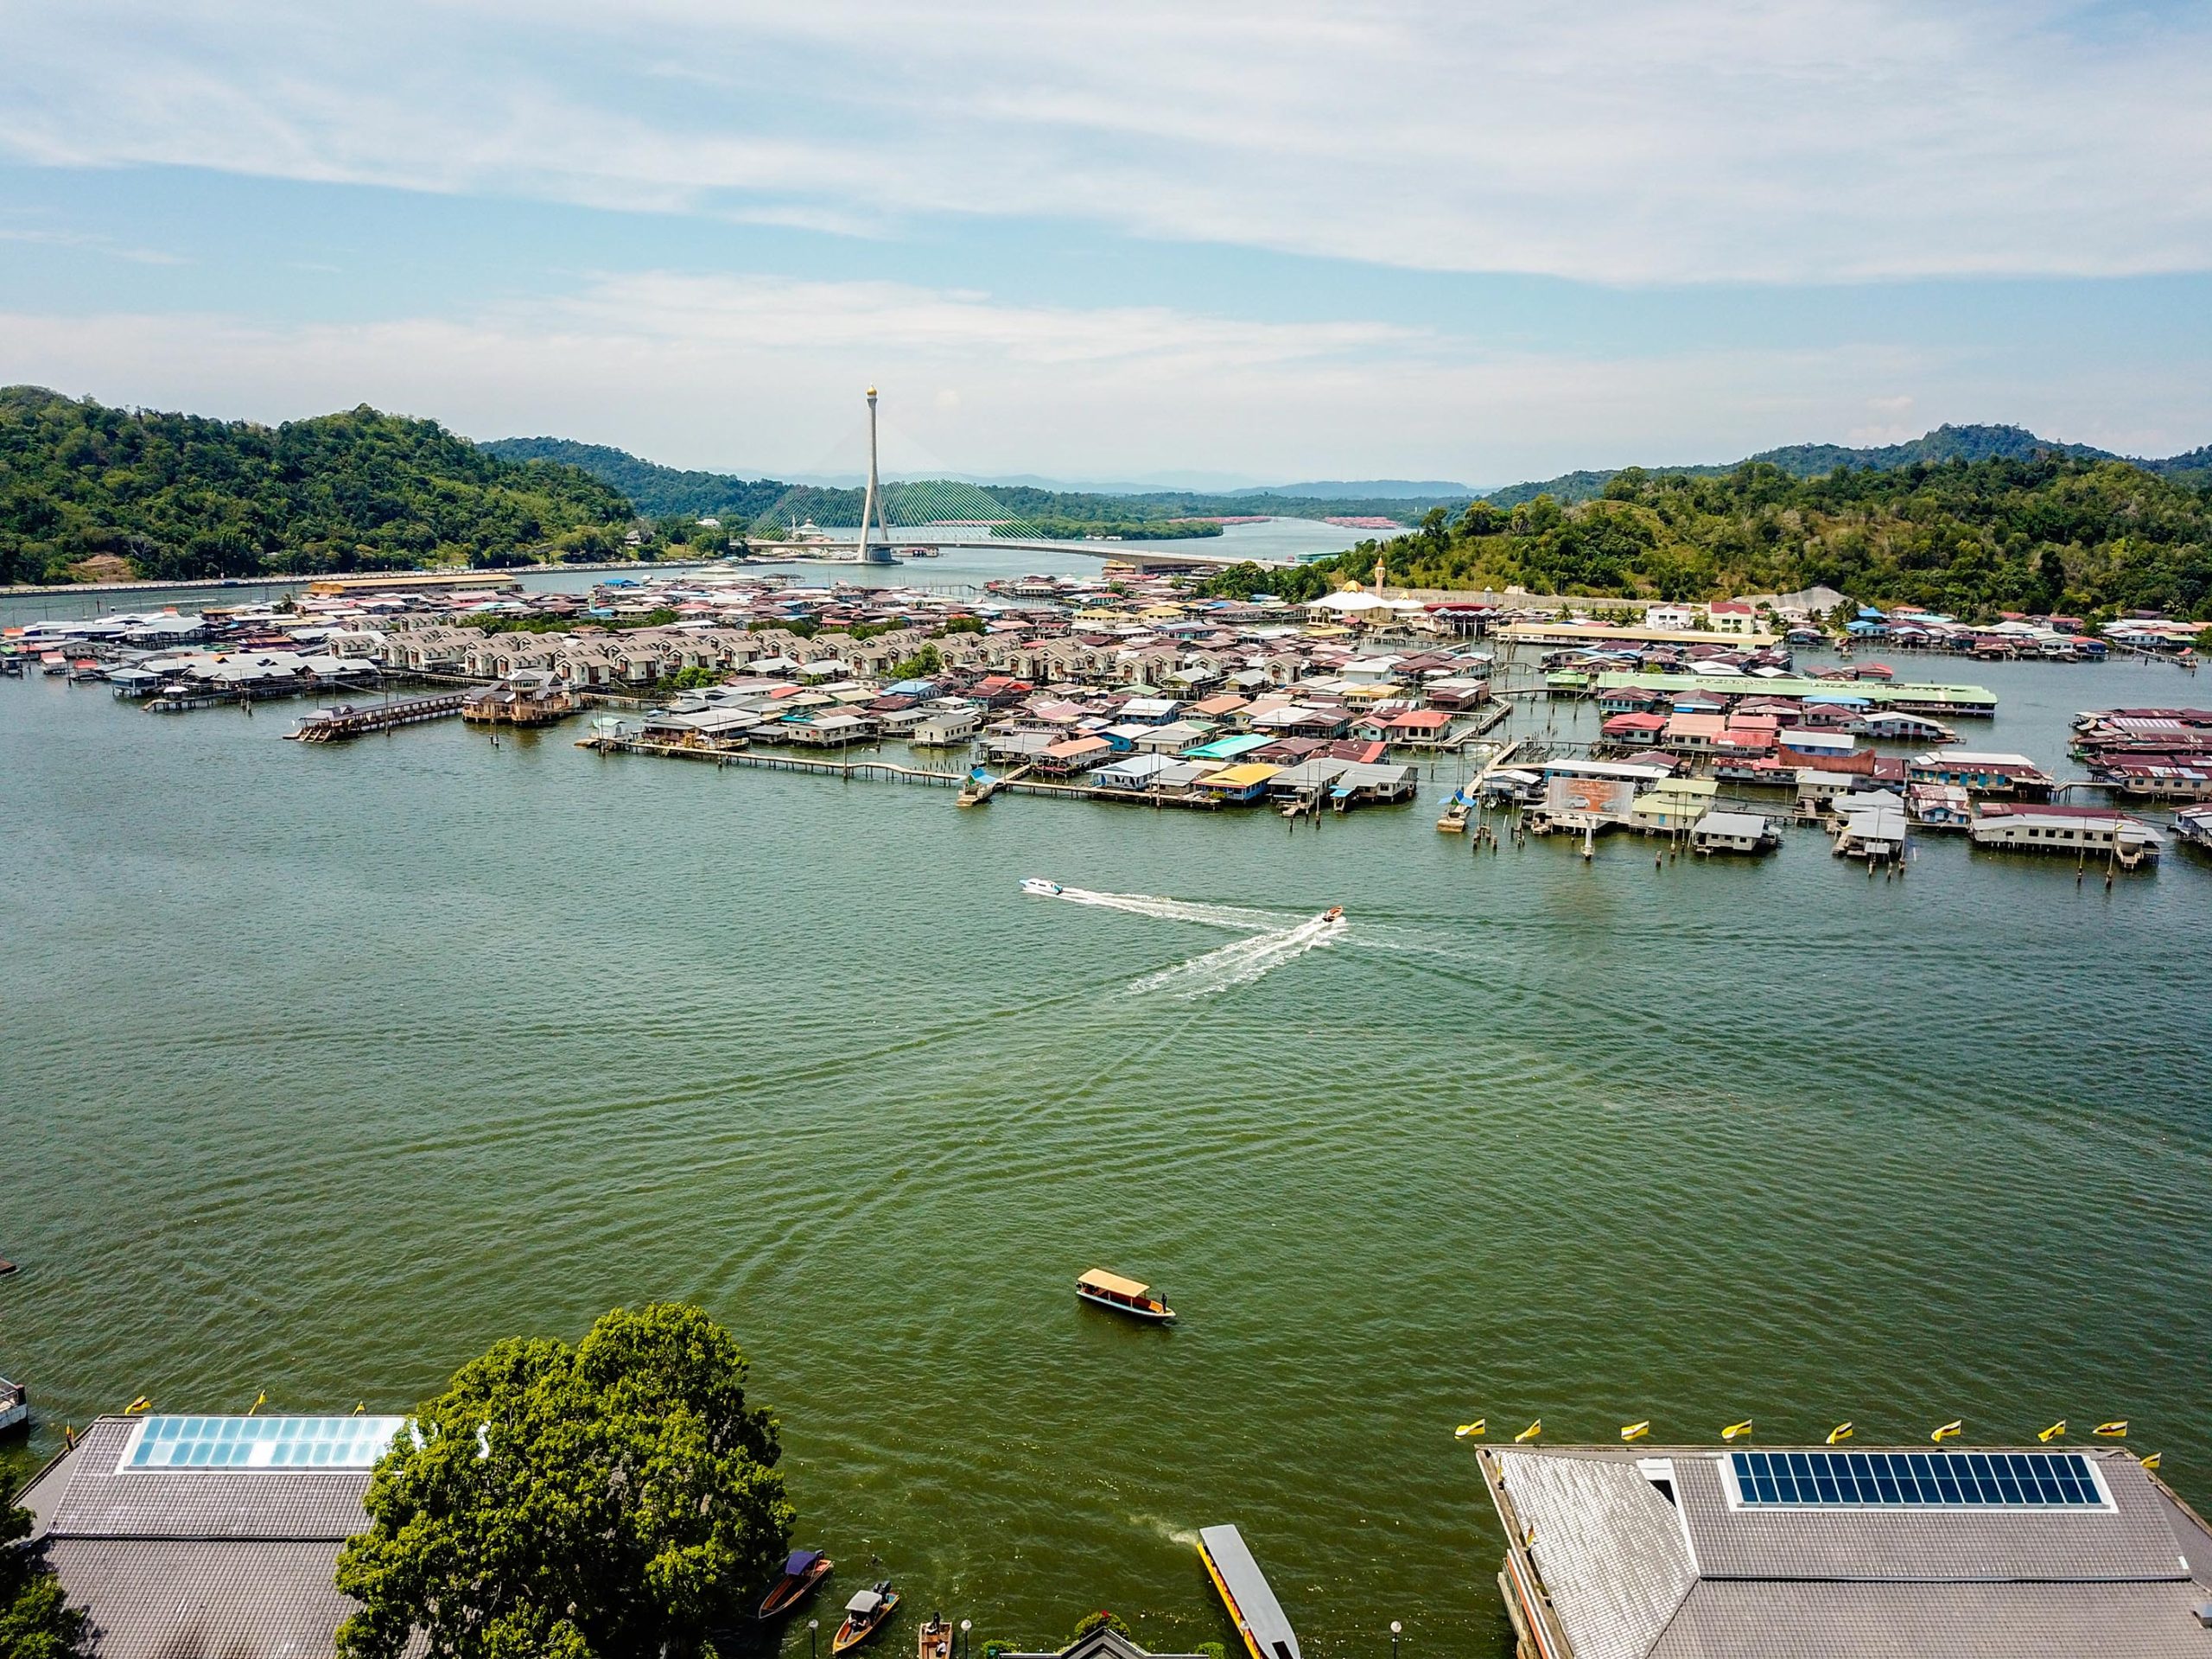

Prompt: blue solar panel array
[124,1414,406,1470]
[1730,1449,2105,1509]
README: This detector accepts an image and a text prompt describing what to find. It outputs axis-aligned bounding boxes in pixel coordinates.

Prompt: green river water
[3,587,2209,1657]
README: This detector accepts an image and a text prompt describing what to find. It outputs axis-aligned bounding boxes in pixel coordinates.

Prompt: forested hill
[483,436,1458,527]
[1203,456,2212,622]
[1,389,634,586]
[1482,423,2212,508]
[482,437,794,522]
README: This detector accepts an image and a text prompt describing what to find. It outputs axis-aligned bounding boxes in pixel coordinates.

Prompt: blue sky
[4,0,2211,486]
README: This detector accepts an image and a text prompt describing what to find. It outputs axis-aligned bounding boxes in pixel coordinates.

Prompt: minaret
[858,385,893,563]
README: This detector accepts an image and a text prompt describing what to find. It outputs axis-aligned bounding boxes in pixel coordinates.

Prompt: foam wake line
[1126,914,1344,998]
[1046,886,1286,932]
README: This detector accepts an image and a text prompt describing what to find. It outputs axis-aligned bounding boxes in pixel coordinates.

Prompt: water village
[7,566,2211,876]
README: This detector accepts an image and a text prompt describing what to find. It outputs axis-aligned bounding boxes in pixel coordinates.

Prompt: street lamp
[1390,1621,1402,1659]
[810,1619,820,1659]
[961,1618,973,1659]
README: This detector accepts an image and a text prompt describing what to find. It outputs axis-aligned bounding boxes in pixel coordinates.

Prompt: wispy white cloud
[11,269,2191,483]
[0,226,188,265]
[3,1,2210,283]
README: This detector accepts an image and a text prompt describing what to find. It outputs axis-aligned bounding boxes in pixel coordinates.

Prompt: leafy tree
[890,645,945,680]
[334,1302,792,1659]
[1,1471,89,1659]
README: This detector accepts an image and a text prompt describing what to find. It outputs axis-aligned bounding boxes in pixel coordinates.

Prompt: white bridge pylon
[762,386,1281,569]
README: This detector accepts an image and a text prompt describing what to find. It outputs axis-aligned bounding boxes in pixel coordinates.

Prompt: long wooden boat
[758,1549,834,1620]
[917,1614,953,1659]
[833,1582,900,1655]
[1198,1525,1301,1659]
[1076,1268,1175,1323]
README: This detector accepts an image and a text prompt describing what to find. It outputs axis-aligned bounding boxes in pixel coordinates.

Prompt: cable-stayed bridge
[747,389,1277,570]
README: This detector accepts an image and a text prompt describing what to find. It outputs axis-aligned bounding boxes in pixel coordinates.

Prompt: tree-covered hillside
[1,389,635,585]
[1205,456,2212,621]
[1482,423,2212,508]
[482,436,793,523]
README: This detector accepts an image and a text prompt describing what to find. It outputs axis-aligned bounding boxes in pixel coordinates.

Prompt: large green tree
[1,1471,89,1659]
[334,1303,793,1659]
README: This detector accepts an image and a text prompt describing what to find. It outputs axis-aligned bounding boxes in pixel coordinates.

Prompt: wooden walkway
[580,734,967,787]
[288,692,467,741]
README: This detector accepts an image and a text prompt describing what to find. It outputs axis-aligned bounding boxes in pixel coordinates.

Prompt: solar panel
[1729,1449,2107,1510]
[122,1414,406,1471]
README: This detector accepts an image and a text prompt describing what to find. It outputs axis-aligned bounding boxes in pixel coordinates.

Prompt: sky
[3,0,2212,487]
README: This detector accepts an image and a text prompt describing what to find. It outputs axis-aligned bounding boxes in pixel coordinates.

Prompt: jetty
[287,693,467,741]
[1198,1525,1301,1659]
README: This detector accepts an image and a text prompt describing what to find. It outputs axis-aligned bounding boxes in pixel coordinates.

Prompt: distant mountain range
[484,423,2212,531]
[1480,423,2212,507]
[479,438,1470,524]
[1237,479,1478,500]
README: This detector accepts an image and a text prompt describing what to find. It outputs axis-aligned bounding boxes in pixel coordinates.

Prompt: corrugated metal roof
[41,1417,375,1541]
[44,1537,365,1659]
[1674,1450,2185,1583]
[1496,1453,1696,1659]
[1650,1579,2212,1658]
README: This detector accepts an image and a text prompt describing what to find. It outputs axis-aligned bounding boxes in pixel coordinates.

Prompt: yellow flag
[1455,1419,1486,1439]
[2095,1420,2128,1438]
[249,1391,266,1415]
[1621,1421,1650,1442]
[2141,1452,2162,1471]
[1827,1422,1853,1446]
[2037,1421,2066,1442]
[1722,1420,1753,1441]
[353,1402,366,1415]
[1931,1420,1963,1442]
[124,1396,151,1414]
[1515,1419,1542,1442]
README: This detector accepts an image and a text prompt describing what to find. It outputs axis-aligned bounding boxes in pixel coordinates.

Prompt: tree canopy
[1203,457,2212,621]
[2,1471,89,1659]
[334,1302,793,1659]
[0,387,635,587]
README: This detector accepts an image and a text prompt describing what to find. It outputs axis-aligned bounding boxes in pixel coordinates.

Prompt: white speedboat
[1020,878,1064,897]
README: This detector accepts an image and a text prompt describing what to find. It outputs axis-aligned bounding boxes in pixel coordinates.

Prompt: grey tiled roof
[1488,1446,2212,1659]
[45,1538,357,1659]
[43,1420,372,1542]
[1649,1580,2212,1659]
[18,1417,386,1659]
[1673,1452,2187,1583]
[1497,1453,1695,1659]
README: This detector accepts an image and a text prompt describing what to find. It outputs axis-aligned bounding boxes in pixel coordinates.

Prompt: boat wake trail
[1126,914,1344,999]
[1047,887,1286,933]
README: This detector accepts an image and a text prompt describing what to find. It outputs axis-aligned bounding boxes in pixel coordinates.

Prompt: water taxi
[833,1583,900,1654]
[1076,1268,1176,1322]
[1320,906,1344,923]
[1198,1524,1302,1659]
[758,1548,834,1620]
[1436,794,1471,832]
[917,1615,954,1659]
[1021,878,1064,897]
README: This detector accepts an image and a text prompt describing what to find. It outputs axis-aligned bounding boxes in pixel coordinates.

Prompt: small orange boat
[834,1583,900,1655]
